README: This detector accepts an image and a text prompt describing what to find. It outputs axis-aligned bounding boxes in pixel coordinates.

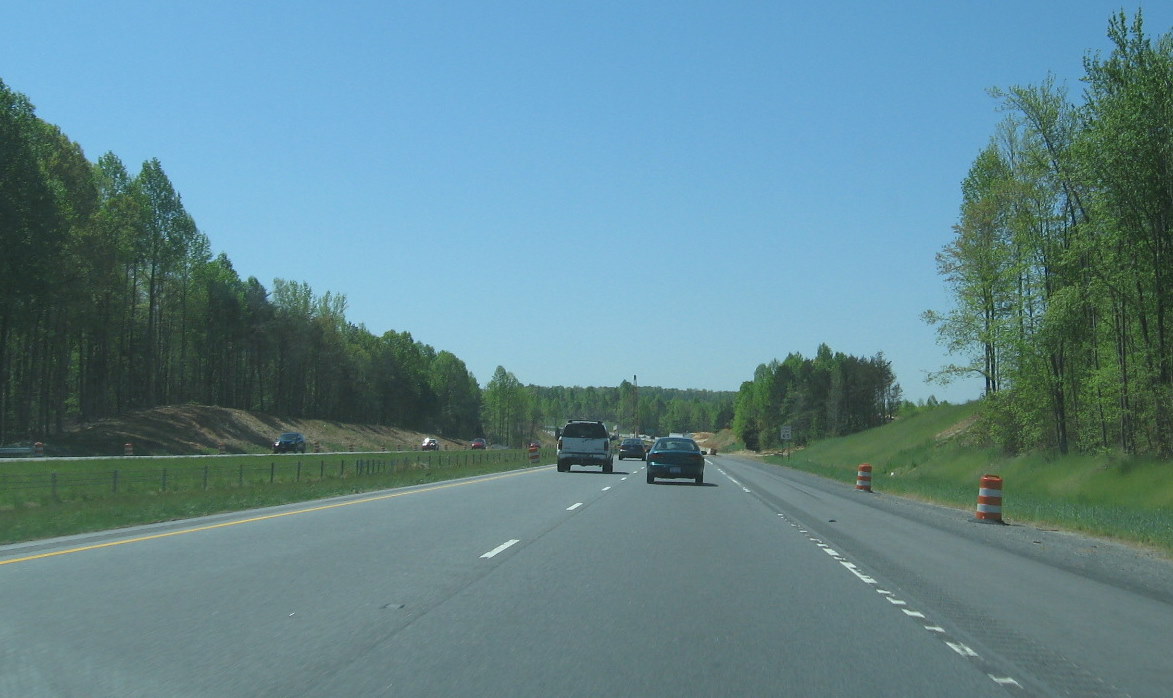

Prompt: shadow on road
[564,468,632,476]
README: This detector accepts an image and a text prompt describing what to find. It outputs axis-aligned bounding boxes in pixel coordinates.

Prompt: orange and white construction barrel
[976,474,1004,522]
[855,463,873,492]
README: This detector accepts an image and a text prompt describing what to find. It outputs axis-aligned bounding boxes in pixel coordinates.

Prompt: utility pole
[633,374,639,436]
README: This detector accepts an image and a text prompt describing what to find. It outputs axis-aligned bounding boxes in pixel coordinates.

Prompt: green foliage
[482,366,536,446]
[929,10,1173,456]
[731,345,901,451]
[530,384,734,436]
[0,79,487,443]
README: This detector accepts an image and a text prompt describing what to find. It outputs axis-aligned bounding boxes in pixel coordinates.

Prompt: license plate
[671,466,681,474]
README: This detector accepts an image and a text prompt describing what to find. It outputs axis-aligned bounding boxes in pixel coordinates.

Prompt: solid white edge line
[480,539,520,558]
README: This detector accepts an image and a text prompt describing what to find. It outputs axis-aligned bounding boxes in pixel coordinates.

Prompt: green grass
[0,448,552,544]
[762,403,1173,556]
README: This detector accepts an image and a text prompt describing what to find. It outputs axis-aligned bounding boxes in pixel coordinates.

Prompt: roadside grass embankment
[0,448,552,545]
[763,403,1173,557]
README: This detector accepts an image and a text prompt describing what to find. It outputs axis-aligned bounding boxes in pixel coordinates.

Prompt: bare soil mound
[47,405,465,457]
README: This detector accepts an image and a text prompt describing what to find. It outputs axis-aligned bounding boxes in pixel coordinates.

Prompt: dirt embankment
[690,430,741,455]
[45,405,468,457]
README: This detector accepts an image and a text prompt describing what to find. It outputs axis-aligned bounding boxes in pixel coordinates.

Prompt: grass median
[0,448,553,544]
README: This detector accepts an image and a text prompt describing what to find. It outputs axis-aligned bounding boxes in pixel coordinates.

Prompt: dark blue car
[645,436,705,484]
[618,437,646,460]
[273,432,306,453]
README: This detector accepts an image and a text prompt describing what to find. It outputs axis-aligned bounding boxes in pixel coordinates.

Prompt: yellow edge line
[1,467,543,566]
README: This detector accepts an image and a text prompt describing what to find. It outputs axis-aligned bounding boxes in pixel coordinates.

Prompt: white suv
[556,420,613,473]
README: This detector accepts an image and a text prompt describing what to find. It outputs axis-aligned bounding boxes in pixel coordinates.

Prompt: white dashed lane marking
[772,510,1023,691]
[480,539,519,559]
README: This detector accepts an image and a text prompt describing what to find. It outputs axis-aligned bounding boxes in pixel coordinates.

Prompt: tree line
[2,75,899,451]
[1,77,483,443]
[732,345,901,451]
[448,369,742,447]
[0,76,742,447]
[925,10,1173,456]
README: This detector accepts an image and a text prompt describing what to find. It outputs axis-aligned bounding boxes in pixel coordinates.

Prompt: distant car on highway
[645,436,705,484]
[618,437,646,460]
[421,437,439,451]
[470,438,487,450]
[273,432,307,454]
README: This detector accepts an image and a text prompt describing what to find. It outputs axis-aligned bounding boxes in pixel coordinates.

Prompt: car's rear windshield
[656,439,698,451]
[563,422,607,438]
[280,433,300,439]
[622,438,642,445]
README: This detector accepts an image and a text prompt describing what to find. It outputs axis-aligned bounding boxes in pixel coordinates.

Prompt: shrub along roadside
[760,404,1173,557]
[0,448,552,545]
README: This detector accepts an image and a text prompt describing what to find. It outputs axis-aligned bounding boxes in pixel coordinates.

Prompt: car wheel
[646,472,654,484]
[557,461,568,472]
[695,472,704,485]
[603,462,613,474]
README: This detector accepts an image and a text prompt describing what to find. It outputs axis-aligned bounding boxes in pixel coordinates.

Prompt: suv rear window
[563,422,608,438]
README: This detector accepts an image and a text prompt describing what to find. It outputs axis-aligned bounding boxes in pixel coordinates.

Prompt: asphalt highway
[3,454,1170,696]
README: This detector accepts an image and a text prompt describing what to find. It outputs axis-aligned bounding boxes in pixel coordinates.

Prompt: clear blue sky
[5,1,1169,401]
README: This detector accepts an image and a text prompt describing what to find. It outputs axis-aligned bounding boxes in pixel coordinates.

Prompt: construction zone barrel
[976,474,1004,523]
[855,463,873,492]
[528,443,540,464]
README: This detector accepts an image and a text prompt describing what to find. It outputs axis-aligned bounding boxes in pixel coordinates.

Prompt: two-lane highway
[3,456,1170,696]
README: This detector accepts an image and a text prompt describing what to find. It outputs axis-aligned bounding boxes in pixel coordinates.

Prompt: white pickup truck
[556,419,614,473]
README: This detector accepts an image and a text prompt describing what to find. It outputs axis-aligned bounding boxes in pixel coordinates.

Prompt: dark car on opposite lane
[645,436,705,484]
[273,432,307,453]
[618,437,646,460]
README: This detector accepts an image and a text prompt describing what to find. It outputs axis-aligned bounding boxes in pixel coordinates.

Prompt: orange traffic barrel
[976,474,1004,522]
[855,463,873,492]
